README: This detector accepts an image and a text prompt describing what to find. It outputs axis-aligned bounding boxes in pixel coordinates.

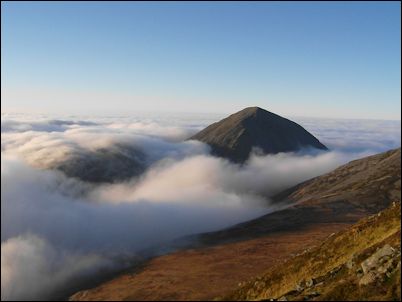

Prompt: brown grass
[70,223,350,301]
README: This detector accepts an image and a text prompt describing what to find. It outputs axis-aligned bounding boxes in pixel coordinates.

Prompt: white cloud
[1,113,400,300]
[293,117,401,154]
[1,234,112,301]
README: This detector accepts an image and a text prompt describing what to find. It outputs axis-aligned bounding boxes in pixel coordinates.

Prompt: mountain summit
[190,107,328,162]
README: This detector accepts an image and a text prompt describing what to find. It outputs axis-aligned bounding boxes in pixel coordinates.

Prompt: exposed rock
[358,244,400,286]
[305,278,315,287]
[361,244,394,274]
[295,282,304,292]
[359,271,377,285]
[346,258,355,269]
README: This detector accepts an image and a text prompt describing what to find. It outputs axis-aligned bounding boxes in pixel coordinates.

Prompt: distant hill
[53,144,147,183]
[190,107,328,162]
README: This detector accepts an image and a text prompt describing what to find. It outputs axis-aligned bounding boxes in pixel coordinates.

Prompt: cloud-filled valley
[1,112,401,301]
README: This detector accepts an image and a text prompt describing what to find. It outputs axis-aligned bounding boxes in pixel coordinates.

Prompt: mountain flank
[223,202,401,301]
[192,147,400,246]
[190,107,328,162]
[69,148,400,301]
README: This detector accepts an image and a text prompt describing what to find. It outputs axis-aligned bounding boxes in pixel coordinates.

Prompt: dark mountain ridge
[190,107,328,162]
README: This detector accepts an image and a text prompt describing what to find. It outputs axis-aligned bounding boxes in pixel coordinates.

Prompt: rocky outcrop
[358,244,400,285]
[271,242,401,301]
[223,202,401,301]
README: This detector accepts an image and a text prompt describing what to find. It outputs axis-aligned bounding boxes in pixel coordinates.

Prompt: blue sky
[1,1,401,119]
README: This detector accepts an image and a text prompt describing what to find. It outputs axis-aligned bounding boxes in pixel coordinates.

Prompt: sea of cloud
[1,112,400,300]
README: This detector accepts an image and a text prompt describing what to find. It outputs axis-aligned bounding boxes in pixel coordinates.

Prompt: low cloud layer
[294,117,401,154]
[1,234,113,301]
[1,113,400,300]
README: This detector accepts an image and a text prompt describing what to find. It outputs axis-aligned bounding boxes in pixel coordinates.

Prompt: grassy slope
[223,202,401,301]
[70,148,401,301]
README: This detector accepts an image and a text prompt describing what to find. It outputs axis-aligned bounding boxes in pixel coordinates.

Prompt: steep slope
[69,148,401,301]
[224,202,401,301]
[190,107,328,162]
[274,147,401,210]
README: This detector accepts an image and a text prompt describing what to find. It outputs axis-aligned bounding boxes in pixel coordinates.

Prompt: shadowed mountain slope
[190,107,328,162]
[274,147,401,209]
[193,147,401,246]
[53,144,147,183]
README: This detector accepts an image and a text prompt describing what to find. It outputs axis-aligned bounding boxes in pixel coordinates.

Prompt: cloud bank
[1,113,400,300]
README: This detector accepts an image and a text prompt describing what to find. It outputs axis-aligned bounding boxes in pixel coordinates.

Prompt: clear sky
[1,1,401,119]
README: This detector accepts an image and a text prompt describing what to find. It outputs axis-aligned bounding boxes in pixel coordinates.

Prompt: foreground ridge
[222,202,401,301]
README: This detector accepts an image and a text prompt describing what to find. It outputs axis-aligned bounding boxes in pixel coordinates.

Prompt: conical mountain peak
[190,107,328,162]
